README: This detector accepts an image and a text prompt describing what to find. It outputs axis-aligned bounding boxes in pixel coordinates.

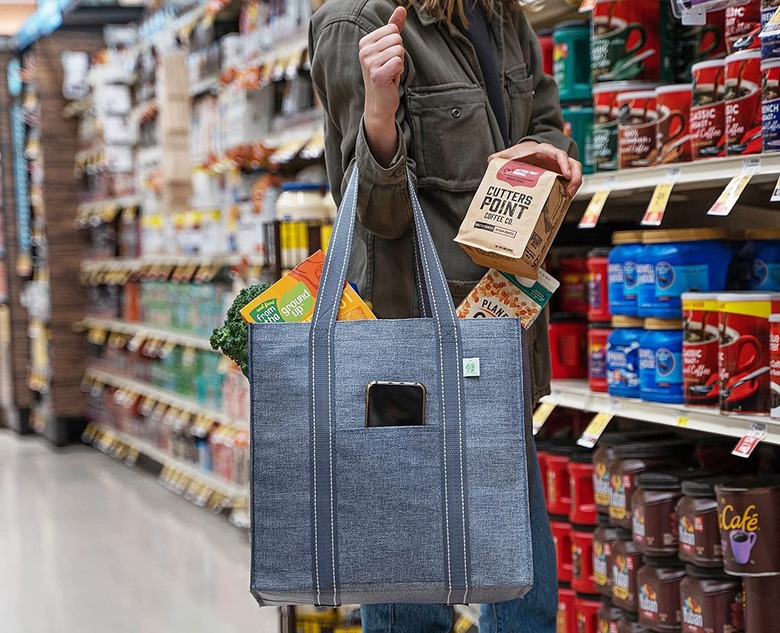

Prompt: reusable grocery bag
[248,167,534,606]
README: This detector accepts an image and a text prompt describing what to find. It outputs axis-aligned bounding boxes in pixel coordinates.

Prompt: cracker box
[240,250,375,323]
[454,158,573,279]
[457,268,559,329]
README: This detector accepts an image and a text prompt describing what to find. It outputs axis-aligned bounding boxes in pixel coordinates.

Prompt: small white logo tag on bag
[463,357,480,378]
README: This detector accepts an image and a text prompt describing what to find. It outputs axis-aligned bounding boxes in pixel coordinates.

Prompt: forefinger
[360,23,402,47]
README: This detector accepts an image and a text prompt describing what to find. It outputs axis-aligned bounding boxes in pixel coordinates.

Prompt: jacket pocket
[506,64,534,145]
[407,84,495,191]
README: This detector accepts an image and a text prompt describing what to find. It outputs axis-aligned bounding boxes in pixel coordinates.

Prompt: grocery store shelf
[543,379,780,444]
[85,367,248,430]
[82,317,215,352]
[76,195,141,225]
[80,254,262,274]
[575,154,780,199]
[88,422,248,501]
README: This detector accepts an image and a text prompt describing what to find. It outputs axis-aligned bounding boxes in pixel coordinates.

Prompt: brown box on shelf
[160,137,192,184]
[156,51,189,101]
[161,182,192,213]
[158,97,190,136]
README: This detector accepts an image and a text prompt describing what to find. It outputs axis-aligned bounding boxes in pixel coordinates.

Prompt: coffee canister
[682,292,721,407]
[673,8,727,83]
[538,29,554,76]
[591,0,661,84]
[691,59,727,160]
[762,57,780,154]
[725,50,762,156]
[572,524,598,594]
[639,319,684,405]
[655,84,693,164]
[761,0,780,61]
[678,477,730,568]
[589,247,612,322]
[716,477,780,576]
[617,91,658,169]
[608,231,645,316]
[555,20,592,103]
[594,82,654,171]
[563,105,595,175]
[771,313,780,419]
[726,0,761,53]
[744,574,780,631]
[553,518,575,584]
[559,583,578,633]
[589,324,612,393]
[718,293,772,415]
[637,557,687,632]
[680,565,744,633]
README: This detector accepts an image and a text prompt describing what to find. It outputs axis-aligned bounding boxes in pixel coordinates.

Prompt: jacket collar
[412,0,504,28]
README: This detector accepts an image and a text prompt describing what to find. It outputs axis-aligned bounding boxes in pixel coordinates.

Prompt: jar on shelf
[680,564,743,633]
[677,476,730,567]
[598,596,624,633]
[639,319,684,404]
[607,316,645,399]
[608,231,644,317]
[572,523,598,594]
[609,440,692,530]
[637,557,687,632]
[594,515,622,597]
[612,529,643,612]
[570,452,597,526]
[618,610,652,633]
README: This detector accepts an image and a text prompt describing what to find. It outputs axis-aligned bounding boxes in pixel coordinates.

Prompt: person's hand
[489,141,583,197]
[359,6,406,128]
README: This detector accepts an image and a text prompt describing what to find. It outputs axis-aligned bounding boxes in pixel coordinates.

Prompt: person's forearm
[363,112,399,168]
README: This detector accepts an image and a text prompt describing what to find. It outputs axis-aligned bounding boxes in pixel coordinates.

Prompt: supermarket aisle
[0,431,279,633]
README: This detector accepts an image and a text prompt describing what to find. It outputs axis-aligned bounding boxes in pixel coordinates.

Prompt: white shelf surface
[576,154,780,199]
[543,379,780,444]
[82,316,215,352]
[91,422,247,500]
[85,367,248,430]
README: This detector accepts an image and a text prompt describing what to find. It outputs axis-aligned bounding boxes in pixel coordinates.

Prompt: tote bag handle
[307,166,471,606]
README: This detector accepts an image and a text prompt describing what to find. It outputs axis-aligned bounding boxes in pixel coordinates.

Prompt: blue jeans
[360,440,557,633]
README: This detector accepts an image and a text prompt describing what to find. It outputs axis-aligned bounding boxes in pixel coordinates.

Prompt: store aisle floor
[0,430,279,633]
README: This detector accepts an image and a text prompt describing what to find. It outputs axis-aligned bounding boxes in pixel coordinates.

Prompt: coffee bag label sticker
[641,183,674,227]
[579,190,610,229]
[761,6,780,38]
[532,401,556,435]
[577,412,615,448]
[707,173,754,216]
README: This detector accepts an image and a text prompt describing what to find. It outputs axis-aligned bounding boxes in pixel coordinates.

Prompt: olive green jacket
[309,0,576,403]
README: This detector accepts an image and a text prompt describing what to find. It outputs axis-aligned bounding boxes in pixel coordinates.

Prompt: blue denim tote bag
[249,167,533,606]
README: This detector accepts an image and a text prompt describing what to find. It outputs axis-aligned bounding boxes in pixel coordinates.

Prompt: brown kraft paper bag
[455,158,572,279]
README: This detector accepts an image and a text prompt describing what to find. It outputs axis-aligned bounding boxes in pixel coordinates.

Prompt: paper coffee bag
[454,158,572,279]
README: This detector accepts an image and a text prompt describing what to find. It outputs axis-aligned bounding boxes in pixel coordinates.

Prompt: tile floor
[0,430,280,633]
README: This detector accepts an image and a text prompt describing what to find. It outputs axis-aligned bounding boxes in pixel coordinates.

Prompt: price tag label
[579,190,611,229]
[87,328,108,346]
[127,332,146,353]
[771,175,780,203]
[761,6,780,38]
[677,415,689,427]
[641,169,680,226]
[732,422,768,458]
[579,0,597,11]
[577,412,615,448]
[532,402,557,436]
[708,158,761,217]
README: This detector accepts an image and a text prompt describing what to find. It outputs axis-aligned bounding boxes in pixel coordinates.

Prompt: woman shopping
[309,0,582,630]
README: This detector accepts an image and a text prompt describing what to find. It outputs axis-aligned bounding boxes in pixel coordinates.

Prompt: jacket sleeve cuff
[356,116,408,184]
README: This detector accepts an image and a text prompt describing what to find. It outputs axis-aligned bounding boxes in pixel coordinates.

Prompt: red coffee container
[691,59,727,160]
[726,0,761,53]
[589,325,612,393]
[572,525,598,594]
[718,293,772,415]
[548,444,577,516]
[570,453,598,526]
[591,0,661,83]
[725,50,762,156]
[588,248,612,322]
[771,314,780,419]
[682,292,721,407]
[576,593,603,633]
[656,84,693,164]
[559,584,578,633]
[550,319,588,380]
[538,29,554,76]
[762,57,780,154]
[617,91,658,169]
[552,519,574,584]
[560,257,590,314]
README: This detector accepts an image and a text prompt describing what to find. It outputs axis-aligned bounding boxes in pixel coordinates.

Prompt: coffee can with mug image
[593,81,654,171]
[725,50,762,156]
[656,84,693,163]
[725,0,761,53]
[591,0,661,84]
[617,90,658,169]
[672,8,727,84]
[683,292,721,408]
[771,313,780,419]
[716,477,780,576]
[762,57,780,154]
[718,293,772,415]
[691,59,727,160]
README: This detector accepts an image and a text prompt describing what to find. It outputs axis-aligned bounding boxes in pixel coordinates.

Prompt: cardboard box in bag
[454,158,573,279]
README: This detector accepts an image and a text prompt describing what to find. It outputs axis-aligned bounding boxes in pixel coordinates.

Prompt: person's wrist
[364,106,396,132]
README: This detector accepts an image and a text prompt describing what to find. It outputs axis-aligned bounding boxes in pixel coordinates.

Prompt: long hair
[410,0,545,25]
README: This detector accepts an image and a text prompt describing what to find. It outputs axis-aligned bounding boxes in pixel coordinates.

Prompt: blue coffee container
[637,229,732,319]
[743,230,780,291]
[608,231,644,317]
[639,318,684,404]
[607,316,644,399]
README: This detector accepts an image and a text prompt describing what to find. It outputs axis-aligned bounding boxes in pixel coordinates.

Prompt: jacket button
[451,108,461,118]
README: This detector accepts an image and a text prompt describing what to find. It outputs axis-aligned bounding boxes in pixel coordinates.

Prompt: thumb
[388,6,407,32]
